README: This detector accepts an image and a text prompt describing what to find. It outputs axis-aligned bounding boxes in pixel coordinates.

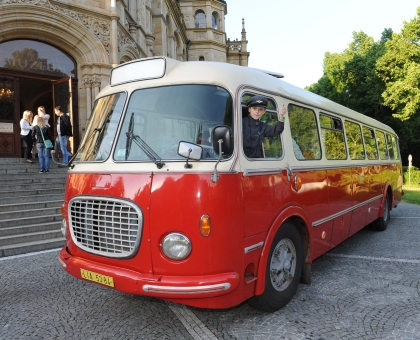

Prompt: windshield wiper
[68,110,113,168]
[125,112,165,169]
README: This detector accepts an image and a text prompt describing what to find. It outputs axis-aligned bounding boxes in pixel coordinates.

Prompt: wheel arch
[254,205,312,296]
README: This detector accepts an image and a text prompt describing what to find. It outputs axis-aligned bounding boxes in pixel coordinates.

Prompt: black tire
[373,194,391,231]
[247,221,303,312]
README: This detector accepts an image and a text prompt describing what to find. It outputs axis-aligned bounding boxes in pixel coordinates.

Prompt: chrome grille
[68,196,142,258]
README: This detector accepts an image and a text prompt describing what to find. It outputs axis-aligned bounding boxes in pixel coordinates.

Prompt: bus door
[362,127,381,225]
[349,166,370,236]
[328,168,353,247]
[288,104,331,260]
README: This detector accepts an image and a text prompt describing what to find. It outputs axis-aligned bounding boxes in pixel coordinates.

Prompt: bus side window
[344,120,365,160]
[386,133,395,160]
[363,127,379,160]
[260,104,283,158]
[289,104,321,160]
[391,135,400,160]
[319,114,347,160]
[241,93,283,159]
[376,130,389,160]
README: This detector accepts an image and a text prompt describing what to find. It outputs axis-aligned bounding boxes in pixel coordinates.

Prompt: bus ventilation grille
[68,196,143,258]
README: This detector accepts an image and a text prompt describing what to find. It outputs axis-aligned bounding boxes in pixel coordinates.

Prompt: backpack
[61,114,73,137]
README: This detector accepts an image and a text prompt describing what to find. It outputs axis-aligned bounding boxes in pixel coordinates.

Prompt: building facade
[0,0,249,158]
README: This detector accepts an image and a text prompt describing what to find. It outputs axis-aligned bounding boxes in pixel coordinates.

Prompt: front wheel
[372,194,391,231]
[248,221,303,312]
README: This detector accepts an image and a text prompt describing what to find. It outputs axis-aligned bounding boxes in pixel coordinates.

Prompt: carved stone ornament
[118,28,141,56]
[1,0,111,53]
[195,32,206,40]
[82,77,93,88]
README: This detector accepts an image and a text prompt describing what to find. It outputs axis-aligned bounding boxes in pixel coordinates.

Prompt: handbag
[39,127,54,150]
[31,144,38,154]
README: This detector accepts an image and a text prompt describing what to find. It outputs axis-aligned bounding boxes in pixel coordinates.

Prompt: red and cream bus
[58,57,403,312]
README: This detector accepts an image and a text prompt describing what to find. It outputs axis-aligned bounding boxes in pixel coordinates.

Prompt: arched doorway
[0,39,78,158]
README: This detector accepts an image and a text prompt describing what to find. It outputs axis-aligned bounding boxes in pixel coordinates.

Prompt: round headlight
[161,233,191,260]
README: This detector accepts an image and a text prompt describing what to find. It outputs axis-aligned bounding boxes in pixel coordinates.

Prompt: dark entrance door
[52,76,79,154]
[0,71,79,158]
[0,76,20,157]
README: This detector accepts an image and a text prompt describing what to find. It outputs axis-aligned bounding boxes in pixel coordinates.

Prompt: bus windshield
[74,84,233,162]
[114,84,233,161]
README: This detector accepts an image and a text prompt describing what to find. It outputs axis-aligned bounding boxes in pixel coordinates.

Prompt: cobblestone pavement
[1,202,419,340]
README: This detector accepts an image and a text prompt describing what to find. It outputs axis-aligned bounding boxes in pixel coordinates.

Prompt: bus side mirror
[212,125,233,156]
[178,141,203,160]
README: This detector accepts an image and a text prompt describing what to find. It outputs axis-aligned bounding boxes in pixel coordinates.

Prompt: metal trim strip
[312,194,383,227]
[244,241,264,254]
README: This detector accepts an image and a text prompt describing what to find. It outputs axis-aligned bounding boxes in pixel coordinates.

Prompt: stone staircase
[0,157,68,257]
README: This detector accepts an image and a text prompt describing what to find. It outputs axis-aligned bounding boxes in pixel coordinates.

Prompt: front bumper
[59,247,240,299]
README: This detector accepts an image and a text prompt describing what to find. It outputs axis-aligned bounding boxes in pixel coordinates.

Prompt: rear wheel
[248,221,303,312]
[373,194,391,231]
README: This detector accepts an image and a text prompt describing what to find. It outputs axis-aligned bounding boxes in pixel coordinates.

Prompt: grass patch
[402,187,420,205]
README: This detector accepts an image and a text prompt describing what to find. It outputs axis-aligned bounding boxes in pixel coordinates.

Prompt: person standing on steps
[32,114,52,173]
[54,106,73,166]
[20,110,34,163]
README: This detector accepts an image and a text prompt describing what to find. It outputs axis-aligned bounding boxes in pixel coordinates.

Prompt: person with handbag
[20,110,34,163]
[32,115,53,173]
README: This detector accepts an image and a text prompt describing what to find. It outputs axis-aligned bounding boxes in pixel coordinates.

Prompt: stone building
[0,0,249,158]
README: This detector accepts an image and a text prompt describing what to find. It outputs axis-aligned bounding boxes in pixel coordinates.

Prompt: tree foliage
[306,8,420,166]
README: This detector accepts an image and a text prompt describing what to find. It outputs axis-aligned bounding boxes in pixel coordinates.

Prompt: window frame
[241,92,284,160]
[319,113,347,160]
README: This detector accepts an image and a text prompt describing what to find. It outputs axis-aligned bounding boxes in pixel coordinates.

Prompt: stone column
[82,78,93,119]
[110,0,119,66]
[92,77,101,101]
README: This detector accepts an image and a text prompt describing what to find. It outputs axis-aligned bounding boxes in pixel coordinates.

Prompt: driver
[242,95,286,158]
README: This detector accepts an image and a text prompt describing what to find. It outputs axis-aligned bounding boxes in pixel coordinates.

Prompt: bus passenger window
[319,114,347,160]
[376,130,389,160]
[344,121,365,160]
[391,135,400,160]
[289,104,321,160]
[386,133,395,160]
[362,127,379,160]
[241,93,283,159]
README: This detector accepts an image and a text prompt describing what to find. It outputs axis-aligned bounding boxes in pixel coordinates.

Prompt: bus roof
[105,57,395,134]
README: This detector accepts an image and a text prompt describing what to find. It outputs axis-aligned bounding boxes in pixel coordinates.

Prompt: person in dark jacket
[54,106,73,166]
[32,115,52,173]
[242,95,286,158]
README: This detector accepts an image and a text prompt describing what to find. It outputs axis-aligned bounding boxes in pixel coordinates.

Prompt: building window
[199,56,205,61]
[195,10,206,28]
[212,13,218,29]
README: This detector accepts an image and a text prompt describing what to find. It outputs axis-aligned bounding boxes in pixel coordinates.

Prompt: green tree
[376,8,420,121]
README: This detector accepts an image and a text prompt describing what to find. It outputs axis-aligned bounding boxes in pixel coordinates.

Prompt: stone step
[0,200,63,213]
[0,177,67,185]
[0,187,65,198]
[0,193,65,205]
[0,221,61,238]
[0,237,65,257]
[0,206,61,221]
[0,173,67,182]
[0,229,63,247]
[0,213,62,229]
[0,183,66,192]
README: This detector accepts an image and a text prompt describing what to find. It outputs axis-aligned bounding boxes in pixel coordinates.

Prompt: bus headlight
[161,233,191,260]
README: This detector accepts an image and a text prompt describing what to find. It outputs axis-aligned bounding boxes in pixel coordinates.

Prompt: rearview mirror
[177,141,203,160]
[212,125,233,156]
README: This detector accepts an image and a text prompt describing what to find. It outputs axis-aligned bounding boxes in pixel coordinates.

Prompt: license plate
[80,268,115,287]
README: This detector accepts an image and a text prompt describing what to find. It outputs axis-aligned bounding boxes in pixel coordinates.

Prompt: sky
[224,0,420,89]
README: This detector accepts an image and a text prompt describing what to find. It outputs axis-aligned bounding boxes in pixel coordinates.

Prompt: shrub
[403,166,420,187]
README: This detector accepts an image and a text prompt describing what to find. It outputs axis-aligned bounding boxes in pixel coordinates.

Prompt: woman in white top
[32,106,50,127]
[20,110,34,163]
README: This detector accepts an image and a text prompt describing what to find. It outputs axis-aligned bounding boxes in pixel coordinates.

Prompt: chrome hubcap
[270,238,296,291]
